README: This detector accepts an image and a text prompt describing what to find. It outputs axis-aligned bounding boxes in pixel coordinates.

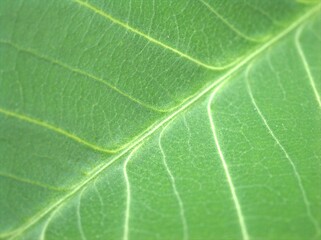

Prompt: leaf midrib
[5,4,321,239]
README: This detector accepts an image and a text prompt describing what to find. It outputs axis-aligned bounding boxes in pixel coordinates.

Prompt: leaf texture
[0,0,321,239]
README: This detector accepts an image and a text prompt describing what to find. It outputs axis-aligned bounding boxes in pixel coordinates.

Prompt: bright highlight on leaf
[0,1,320,239]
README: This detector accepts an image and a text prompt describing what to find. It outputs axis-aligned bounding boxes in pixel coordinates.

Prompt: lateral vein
[207,81,250,240]
[159,125,188,240]
[246,68,321,237]
[295,26,321,108]
[123,144,142,240]
[0,40,166,113]
[73,0,232,70]
[0,107,115,154]
[0,172,67,192]
[199,0,267,43]
[77,189,87,240]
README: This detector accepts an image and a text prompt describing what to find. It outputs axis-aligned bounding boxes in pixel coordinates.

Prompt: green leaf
[1,0,320,239]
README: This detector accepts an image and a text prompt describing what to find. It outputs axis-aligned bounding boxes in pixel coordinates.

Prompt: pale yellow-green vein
[0,40,167,113]
[0,172,68,192]
[72,0,239,70]
[199,0,269,43]
[0,107,115,154]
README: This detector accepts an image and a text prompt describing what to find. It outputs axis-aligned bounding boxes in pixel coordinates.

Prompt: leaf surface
[0,0,321,239]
